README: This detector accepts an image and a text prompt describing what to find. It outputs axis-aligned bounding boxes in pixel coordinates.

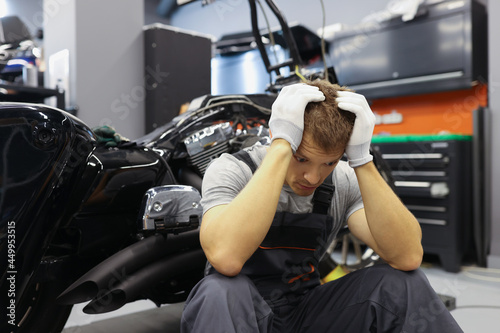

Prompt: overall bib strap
[232,149,258,173]
[312,176,335,215]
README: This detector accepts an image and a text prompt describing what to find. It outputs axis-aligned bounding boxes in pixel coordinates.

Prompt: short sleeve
[332,162,364,225]
[200,153,254,215]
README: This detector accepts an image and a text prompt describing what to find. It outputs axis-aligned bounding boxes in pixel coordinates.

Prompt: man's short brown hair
[303,80,356,154]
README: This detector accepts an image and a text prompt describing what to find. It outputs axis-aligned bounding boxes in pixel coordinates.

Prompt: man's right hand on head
[269,83,325,153]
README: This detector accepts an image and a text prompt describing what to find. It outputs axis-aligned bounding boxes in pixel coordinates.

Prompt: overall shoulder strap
[231,149,257,173]
[312,173,335,215]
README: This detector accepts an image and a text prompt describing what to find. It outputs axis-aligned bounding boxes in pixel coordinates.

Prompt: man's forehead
[296,136,344,161]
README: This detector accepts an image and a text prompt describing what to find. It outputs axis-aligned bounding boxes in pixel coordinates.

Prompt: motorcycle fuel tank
[0,102,97,315]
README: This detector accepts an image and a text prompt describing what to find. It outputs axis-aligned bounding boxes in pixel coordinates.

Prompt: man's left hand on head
[336,91,375,168]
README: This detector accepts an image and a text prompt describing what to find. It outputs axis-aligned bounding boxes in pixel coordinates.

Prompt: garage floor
[62,302,184,333]
[63,262,500,333]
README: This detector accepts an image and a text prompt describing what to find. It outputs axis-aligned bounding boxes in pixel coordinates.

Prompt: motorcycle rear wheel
[327,232,381,272]
[15,281,73,333]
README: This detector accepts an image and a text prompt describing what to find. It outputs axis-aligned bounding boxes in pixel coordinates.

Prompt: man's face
[284,132,344,196]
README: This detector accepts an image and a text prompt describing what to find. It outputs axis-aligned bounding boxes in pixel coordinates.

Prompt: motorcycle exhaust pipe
[57,230,200,305]
[83,248,206,314]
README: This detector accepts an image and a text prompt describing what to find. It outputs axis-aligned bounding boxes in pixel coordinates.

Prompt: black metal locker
[144,24,212,133]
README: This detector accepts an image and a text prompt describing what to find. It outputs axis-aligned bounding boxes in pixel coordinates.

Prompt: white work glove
[269,83,325,152]
[336,91,375,168]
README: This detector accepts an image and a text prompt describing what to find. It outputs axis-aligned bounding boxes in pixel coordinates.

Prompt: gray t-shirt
[201,144,364,242]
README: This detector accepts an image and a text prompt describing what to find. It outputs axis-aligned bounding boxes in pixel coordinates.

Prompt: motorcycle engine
[183,121,269,176]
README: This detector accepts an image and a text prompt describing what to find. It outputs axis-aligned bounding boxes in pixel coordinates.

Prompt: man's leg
[181,273,274,333]
[284,264,462,333]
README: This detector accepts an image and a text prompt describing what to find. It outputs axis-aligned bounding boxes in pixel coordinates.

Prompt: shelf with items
[0,82,66,111]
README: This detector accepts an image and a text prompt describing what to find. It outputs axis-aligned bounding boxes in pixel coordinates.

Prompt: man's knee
[182,273,273,333]
[197,273,254,297]
[185,272,259,309]
[363,264,430,289]
[357,265,434,311]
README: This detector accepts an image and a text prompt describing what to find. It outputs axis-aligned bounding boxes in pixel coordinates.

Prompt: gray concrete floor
[63,302,184,333]
[421,263,500,333]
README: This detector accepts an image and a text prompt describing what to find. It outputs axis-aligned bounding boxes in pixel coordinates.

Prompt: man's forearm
[354,162,423,270]
[200,139,293,276]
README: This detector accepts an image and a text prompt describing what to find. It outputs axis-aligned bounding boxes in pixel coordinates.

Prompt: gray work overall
[181,151,463,332]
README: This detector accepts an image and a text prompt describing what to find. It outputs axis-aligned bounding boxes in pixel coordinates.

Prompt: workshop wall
[486,0,500,269]
[42,0,146,140]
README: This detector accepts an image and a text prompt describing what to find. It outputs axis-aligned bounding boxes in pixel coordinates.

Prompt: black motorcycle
[0,93,274,333]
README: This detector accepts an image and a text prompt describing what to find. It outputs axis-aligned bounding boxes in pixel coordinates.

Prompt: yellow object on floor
[321,265,349,284]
